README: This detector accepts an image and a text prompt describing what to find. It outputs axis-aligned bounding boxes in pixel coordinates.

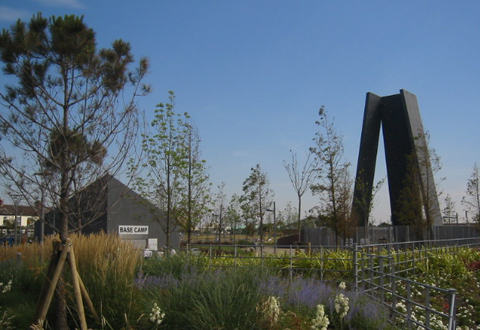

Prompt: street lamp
[266,201,276,254]
[34,171,50,244]
[213,208,223,243]
[9,194,22,246]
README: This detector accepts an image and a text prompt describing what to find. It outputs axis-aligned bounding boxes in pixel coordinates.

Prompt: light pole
[34,171,49,244]
[35,192,45,244]
[9,194,22,246]
[266,201,276,254]
[213,208,223,243]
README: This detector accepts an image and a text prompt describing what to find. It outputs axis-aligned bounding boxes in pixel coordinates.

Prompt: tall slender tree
[396,130,443,239]
[310,106,351,246]
[213,182,227,242]
[283,150,316,242]
[0,14,149,329]
[352,170,385,240]
[443,194,457,224]
[462,163,480,223]
[415,131,443,236]
[177,122,211,244]
[336,165,355,243]
[240,164,273,245]
[225,193,242,241]
[130,92,188,251]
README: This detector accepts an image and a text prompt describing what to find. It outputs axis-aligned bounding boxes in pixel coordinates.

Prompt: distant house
[35,176,181,250]
[0,200,38,238]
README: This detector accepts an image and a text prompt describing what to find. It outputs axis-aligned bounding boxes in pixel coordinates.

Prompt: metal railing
[186,237,480,330]
[187,243,353,283]
[354,237,480,329]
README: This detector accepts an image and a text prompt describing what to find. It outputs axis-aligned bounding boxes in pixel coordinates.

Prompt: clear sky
[1,0,480,224]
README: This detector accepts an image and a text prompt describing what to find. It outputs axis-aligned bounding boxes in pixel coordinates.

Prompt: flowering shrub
[257,296,281,328]
[334,293,349,319]
[311,304,329,330]
[0,279,13,330]
[395,300,451,330]
[149,302,165,327]
[0,281,11,294]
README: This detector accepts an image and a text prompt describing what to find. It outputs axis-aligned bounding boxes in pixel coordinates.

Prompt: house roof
[0,204,38,217]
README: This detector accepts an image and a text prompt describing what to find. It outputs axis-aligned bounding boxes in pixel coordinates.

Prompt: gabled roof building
[35,176,180,250]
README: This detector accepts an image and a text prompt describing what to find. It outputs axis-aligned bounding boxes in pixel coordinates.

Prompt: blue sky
[1,0,480,223]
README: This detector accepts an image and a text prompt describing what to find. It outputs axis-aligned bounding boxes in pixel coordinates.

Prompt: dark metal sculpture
[351,90,442,230]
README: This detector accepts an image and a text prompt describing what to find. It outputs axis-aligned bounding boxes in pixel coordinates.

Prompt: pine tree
[0,14,149,329]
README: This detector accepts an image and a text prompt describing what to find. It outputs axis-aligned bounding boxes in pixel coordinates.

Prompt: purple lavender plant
[260,276,333,310]
[135,273,180,289]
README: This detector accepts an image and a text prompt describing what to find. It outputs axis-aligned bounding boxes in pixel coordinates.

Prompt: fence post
[447,289,457,330]
[388,256,395,315]
[234,244,237,269]
[209,245,212,269]
[353,244,358,293]
[412,242,416,278]
[425,288,431,329]
[369,252,374,294]
[379,257,384,302]
[319,246,324,282]
[289,245,293,282]
[261,244,264,269]
[406,281,412,329]
[360,246,365,291]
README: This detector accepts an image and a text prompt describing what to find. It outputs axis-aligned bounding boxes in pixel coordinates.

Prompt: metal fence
[353,239,480,330]
[188,237,480,330]
[187,243,354,283]
[302,224,480,246]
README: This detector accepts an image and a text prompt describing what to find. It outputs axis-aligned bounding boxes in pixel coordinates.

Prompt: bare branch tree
[462,163,480,223]
[283,150,316,242]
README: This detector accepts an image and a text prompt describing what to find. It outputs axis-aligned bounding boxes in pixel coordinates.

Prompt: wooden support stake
[33,239,101,329]
[34,240,62,320]
[78,274,100,322]
[33,239,71,327]
[67,242,88,330]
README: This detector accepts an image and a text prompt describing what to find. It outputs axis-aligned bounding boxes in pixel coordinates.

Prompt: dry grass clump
[70,232,142,282]
[69,233,143,327]
[1,233,143,328]
[0,236,55,267]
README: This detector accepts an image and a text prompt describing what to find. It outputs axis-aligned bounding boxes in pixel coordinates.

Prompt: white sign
[148,238,158,251]
[118,225,149,235]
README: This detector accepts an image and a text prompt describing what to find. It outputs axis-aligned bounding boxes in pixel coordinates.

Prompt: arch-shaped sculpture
[351,90,442,229]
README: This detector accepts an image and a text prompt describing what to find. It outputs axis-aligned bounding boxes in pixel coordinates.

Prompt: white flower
[338,282,346,290]
[149,302,165,326]
[264,296,281,325]
[1,280,12,294]
[311,304,329,330]
[334,293,349,318]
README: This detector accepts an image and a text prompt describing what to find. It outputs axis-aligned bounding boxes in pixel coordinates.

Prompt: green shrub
[142,266,268,330]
